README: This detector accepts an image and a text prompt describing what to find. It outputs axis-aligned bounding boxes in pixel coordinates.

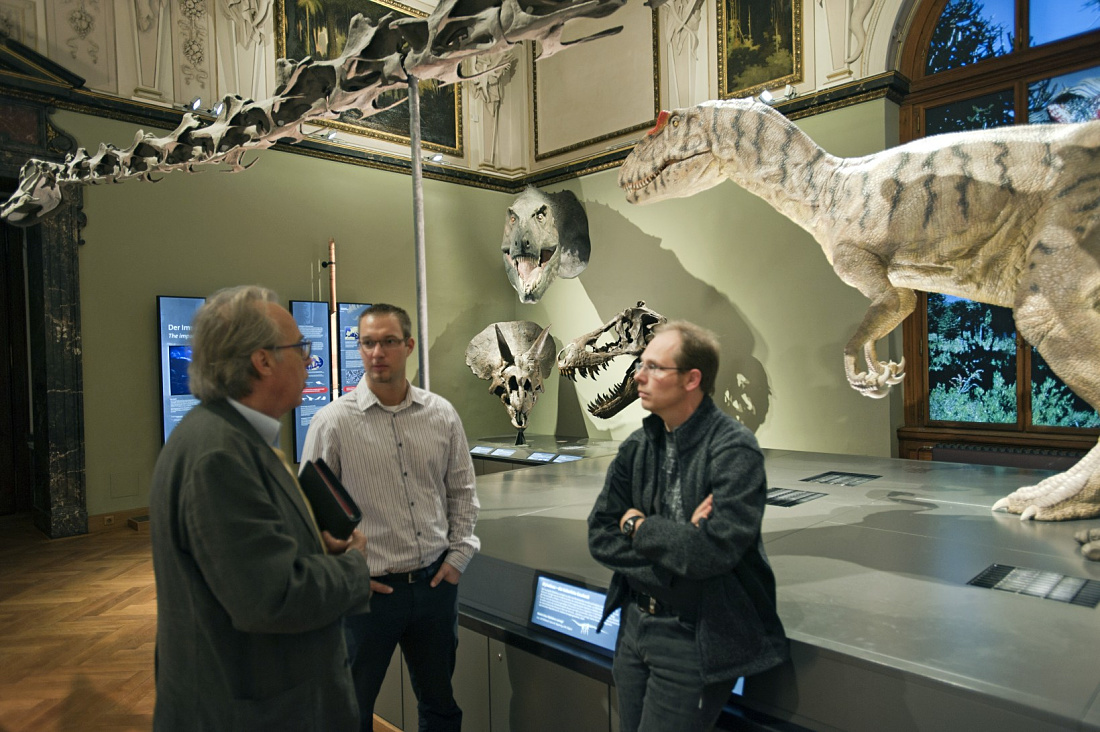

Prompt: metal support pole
[408,75,429,390]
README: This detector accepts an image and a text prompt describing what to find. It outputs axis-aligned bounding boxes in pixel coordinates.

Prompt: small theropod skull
[557,301,666,418]
[466,321,556,438]
[502,187,591,303]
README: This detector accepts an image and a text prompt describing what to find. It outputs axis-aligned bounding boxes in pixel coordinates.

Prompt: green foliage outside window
[926,0,1013,75]
[927,294,1016,423]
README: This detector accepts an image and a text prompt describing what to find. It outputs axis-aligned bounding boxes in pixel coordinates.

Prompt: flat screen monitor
[337,302,370,394]
[157,296,205,443]
[529,572,620,655]
[290,301,334,464]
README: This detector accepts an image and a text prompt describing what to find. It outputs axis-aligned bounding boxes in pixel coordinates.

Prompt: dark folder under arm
[298,458,362,540]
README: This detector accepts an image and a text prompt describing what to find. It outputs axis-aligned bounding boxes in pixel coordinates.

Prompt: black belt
[374,552,447,584]
[633,591,697,622]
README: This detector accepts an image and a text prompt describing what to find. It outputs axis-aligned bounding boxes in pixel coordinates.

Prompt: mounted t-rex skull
[557,301,666,418]
[502,187,591,303]
[466,321,555,440]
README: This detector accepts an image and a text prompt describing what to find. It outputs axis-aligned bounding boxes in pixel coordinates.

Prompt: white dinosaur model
[618,98,1100,530]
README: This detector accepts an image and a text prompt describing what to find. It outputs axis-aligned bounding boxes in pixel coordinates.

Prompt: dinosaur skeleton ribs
[0,0,630,226]
[557,301,666,418]
[618,98,1100,542]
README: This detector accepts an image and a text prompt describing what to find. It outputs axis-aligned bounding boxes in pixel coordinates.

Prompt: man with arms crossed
[150,285,375,731]
[302,303,479,732]
[588,321,788,732]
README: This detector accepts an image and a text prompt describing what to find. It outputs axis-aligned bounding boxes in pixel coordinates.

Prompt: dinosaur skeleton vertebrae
[557,301,666,418]
[619,99,1100,543]
[466,320,555,442]
[0,0,628,226]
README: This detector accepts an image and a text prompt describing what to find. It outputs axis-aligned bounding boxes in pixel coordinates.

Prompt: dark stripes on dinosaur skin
[778,123,796,185]
[729,109,745,155]
[858,171,872,230]
[805,149,825,205]
[887,152,909,224]
[951,144,973,221]
[993,142,1016,195]
[1057,172,1100,198]
[921,152,938,229]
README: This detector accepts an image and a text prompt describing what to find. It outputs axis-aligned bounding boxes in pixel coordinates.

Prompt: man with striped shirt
[301,303,479,732]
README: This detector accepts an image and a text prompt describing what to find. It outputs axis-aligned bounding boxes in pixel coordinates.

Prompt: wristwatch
[621,515,640,538]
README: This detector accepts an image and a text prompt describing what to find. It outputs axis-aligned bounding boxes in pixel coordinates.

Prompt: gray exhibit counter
[431,448,1100,732]
[468,433,621,475]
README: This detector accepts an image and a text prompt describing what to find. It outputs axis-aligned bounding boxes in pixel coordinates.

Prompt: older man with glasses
[301,302,479,732]
[588,320,789,732]
[149,285,375,731]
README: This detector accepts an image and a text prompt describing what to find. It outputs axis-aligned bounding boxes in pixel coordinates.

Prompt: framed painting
[716,0,802,99]
[275,0,462,155]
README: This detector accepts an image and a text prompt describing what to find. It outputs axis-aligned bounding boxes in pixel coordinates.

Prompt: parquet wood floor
[0,513,397,732]
[0,513,155,732]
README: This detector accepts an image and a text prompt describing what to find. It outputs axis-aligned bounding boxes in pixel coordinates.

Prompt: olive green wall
[520,99,905,456]
[64,111,517,516]
[67,98,902,517]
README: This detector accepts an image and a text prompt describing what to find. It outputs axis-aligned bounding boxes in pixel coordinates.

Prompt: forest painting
[275,0,462,154]
[716,0,801,99]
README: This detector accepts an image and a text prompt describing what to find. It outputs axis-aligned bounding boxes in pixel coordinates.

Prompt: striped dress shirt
[300,378,480,576]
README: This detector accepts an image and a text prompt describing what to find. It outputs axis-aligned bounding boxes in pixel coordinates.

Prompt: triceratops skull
[466,321,555,437]
[502,186,591,303]
[557,301,666,418]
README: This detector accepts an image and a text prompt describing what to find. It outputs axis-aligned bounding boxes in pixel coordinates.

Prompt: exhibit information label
[530,574,620,654]
[338,302,370,393]
[157,296,205,443]
[291,301,333,464]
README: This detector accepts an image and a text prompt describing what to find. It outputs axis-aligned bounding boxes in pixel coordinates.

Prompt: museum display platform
[468,433,622,475]
[452,448,1100,732]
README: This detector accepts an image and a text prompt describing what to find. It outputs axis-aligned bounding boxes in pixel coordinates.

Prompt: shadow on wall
[429,306,521,438]
[578,202,771,433]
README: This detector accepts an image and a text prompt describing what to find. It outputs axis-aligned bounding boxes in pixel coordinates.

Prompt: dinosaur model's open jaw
[621,153,711,204]
[504,249,555,301]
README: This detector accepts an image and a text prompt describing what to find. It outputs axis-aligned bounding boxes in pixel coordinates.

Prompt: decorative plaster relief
[659,0,705,109]
[47,0,116,92]
[467,49,518,169]
[171,0,214,94]
[0,0,37,46]
[215,0,272,100]
[131,0,167,99]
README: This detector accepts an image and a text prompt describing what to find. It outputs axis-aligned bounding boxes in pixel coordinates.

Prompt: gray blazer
[150,399,372,731]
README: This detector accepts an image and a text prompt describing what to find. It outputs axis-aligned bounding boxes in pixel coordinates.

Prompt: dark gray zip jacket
[589,396,788,682]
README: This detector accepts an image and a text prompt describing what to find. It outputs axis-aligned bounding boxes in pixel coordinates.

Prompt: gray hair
[188,285,282,402]
[655,320,720,396]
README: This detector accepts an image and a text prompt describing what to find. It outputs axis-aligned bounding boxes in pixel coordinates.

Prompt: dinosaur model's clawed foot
[992,449,1100,522]
[1076,529,1100,561]
[849,359,905,399]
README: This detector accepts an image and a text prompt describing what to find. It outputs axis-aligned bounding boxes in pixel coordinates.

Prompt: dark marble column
[1,95,87,538]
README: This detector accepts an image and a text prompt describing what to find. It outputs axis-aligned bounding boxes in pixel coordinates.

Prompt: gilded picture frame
[274,0,462,155]
[716,0,802,99]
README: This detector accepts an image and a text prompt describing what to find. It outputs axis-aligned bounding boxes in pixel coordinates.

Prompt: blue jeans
[613,603,735,732]
[344,575,462,732]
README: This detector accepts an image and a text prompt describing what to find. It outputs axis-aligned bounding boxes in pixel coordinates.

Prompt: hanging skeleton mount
[0,0,629,226]
[502,187,591,303]
[619,99,1100,542]
[466,321,556,440]
[557,301,666,418]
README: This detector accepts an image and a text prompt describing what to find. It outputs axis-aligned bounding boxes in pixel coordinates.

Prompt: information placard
[290,301,333,464]
[337,302,370,394]
[529,573,620,654]
[157,296,205,443]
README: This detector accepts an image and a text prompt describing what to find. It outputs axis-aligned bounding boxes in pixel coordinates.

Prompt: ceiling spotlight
[758,89,774,104]
[187,96,202,111]
[211,100,225,116]
[782,84,798,100]
[324,130,337,141]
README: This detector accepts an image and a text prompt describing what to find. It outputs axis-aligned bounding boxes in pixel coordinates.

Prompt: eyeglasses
[268,340,312,358]
[360,337,407,350]
[632,361,687,376]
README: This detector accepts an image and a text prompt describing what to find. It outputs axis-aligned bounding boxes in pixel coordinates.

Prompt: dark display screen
[529,573,620,654]
[290,301,333,464]
[337,302,370,394]
[157,296,205,443]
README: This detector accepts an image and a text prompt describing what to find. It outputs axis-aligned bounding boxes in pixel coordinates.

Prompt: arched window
[896,0,1100,459]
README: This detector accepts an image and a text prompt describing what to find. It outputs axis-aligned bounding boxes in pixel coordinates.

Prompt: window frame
[896,0,1100,458]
